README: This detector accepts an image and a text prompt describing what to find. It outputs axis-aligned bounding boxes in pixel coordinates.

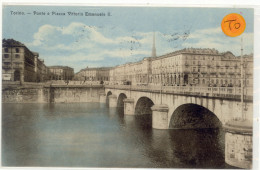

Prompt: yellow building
[109,37,253,88]
[149,48,253,88]
[49,66,74,80]
[74,67,110,82]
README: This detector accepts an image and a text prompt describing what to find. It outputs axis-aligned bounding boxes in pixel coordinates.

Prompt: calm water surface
[2,103,236,168]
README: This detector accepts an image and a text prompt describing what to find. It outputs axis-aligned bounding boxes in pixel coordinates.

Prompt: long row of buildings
[74,36,253,88]
[108,48,253,88]
[2,38,253,88]
[2,39,74,82]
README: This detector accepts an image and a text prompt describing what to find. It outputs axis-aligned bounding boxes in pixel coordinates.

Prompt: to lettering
[224,19,241,30]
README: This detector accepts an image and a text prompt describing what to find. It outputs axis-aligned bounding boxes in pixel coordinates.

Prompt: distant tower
[151,32,156,57]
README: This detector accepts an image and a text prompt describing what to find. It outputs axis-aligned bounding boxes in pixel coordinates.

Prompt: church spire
[151,32,156,57]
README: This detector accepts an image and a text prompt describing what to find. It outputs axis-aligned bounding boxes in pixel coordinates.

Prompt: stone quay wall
[2,83,104,103]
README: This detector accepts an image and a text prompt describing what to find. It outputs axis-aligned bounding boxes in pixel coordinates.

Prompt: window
[4,54,9,58]
[4,62,10,65]
[16,48,19,53]
[15,54,20,58]
[4,48,8,52]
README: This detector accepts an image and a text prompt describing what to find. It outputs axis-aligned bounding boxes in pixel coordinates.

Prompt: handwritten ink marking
[234,22,241,29]
[224,19,236,30]
[161,28,190,49]
[224,19,241,30]
[221,13,246,37]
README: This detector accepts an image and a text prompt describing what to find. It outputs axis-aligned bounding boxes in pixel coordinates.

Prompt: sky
[2,6,254,72]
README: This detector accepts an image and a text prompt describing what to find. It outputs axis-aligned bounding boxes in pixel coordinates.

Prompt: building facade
[149,48,253,88]
[2,39,49,82]
[49,66,74,80]
[75,67,111,82]
[33,52,49,82]
[109,47,253,88]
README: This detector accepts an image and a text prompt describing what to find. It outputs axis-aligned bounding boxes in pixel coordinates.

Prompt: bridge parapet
[105,85,252,101]
[47,84,103,88]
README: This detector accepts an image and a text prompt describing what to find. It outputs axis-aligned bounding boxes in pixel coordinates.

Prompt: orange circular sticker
[221,13,246,37]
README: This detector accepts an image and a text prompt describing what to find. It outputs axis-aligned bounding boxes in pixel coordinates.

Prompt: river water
[2,103,236,168]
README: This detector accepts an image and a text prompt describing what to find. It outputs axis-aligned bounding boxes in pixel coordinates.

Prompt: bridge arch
[169,103,222,129]
[135,97,154,115]
[106,91,112,105]
[117,93,127,112]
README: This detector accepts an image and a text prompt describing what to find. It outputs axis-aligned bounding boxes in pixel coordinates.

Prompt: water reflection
[2,103,236,168]
[2,104,41,166]
[168,129,226,168]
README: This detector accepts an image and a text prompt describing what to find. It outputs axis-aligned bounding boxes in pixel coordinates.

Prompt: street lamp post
[160,58,163,104]
[240,37,245,120]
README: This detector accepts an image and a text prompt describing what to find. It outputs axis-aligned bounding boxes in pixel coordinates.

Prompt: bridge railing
[105,85,253,100]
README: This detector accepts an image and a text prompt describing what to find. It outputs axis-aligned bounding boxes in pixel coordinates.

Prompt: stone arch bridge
[100,85,253,129]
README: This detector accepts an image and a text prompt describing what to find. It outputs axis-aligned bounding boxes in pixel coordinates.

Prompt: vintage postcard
[1,4,255,169]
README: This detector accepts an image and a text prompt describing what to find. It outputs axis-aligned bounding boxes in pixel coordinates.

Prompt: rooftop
[2,39,25,47]
[48,66,74,70]
[81,67,111,71]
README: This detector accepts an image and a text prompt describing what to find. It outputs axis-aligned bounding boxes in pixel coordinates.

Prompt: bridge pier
[99,92,106,103]
[108,94,117,108]
[151,104,169,129]
[37,88,44,103]
[223,120,253,169]
[123,98,135,115]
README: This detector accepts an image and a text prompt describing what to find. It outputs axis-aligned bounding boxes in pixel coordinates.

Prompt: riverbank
[2,82,104,103]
